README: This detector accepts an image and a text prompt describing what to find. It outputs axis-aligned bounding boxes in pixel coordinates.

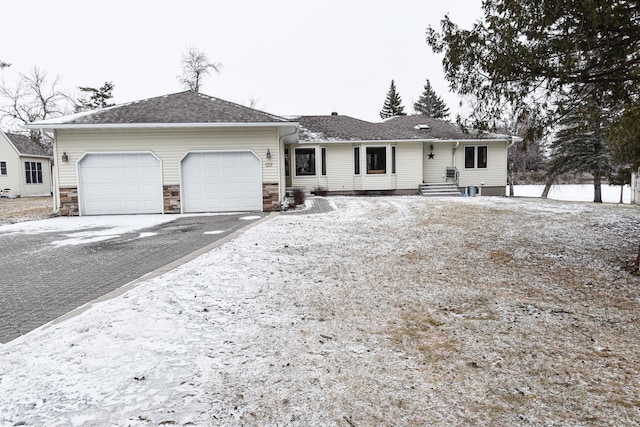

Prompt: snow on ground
[1,195,640,426]
[512,184,631,204]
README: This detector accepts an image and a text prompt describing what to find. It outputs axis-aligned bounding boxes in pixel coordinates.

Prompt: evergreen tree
[75,82,115,112]
[413,79,449,118]
[0,60,10,69]
[545,94,612,203]
[379,80,406,119]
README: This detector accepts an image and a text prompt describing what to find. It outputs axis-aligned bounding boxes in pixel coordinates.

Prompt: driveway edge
[47,212,279,327]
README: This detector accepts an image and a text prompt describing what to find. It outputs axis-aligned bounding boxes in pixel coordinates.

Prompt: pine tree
[545,95,612,203]
[413,79,449,118]
[75,82,115,112]
[379,80,406,119]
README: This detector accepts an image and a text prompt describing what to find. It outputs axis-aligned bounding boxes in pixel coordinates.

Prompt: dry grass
[205,197,640,426]
[0,196,54,225]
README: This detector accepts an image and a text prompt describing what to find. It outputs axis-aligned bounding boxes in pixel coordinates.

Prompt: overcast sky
[0,0,482,127]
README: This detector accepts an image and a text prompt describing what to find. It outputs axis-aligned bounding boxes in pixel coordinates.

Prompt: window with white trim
[295,147,316,176]
[391,146,396,174]
[321,147,327,176]
[366,146,386,174]
[0,161,6,176]
[285,148,290,177]
[464,146,488,169]
[25,161,43,184]
[354,146,360,175]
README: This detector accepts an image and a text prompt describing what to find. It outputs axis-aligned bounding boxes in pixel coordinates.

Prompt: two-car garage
[77,151,262,215]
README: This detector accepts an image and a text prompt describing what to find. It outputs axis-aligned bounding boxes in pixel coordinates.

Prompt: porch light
[61,152,69,162]
[266,148,271,159]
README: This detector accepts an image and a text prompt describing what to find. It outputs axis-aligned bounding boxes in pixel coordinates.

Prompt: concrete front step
[419,182,462,197]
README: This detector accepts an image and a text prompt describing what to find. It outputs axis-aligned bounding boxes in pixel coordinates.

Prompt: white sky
[0,0,483,126]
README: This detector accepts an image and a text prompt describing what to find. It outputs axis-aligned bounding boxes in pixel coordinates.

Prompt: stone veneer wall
[59,187,79,216]
[163,185,181,214]
[262,182,281,212]
[58,183,278,216]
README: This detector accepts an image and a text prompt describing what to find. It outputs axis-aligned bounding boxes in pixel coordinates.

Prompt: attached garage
[181,151,262,213]
[78,153,163,215]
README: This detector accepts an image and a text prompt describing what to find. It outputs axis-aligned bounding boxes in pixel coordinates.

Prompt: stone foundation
[262,182,281,211]
[163,185,181,214]
[59,187,79,216]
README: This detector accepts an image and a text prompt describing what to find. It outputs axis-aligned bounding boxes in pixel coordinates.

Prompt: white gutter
[296,137,522,145]
[24,122,299,130]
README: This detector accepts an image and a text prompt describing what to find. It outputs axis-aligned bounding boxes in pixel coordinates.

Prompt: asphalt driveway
[0,213,268,343]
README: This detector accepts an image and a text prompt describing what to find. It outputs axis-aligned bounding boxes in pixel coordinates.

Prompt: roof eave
[24,122,299,130]
[298,137,519,144]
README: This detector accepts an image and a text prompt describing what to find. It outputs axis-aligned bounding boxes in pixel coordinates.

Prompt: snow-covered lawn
[1,196,639,426]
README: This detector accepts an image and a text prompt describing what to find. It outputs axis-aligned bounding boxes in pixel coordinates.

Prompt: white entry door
[78,153,163,215]
[181,151,262,213]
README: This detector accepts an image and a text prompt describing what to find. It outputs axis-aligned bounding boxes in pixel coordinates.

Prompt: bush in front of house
[292,188,306,206]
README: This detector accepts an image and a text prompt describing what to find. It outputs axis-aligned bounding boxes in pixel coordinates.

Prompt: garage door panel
[181,151,261,213]
[79,153,162,215]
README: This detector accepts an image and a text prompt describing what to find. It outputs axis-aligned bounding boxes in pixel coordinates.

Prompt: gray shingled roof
[32,91,289,126]
[297,115,509,142]
[5,132,52,157]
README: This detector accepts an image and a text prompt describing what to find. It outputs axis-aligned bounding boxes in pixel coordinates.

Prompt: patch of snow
[203,230,226,235]
[512,184,631,203]
[0,196,638,425]
[240,215,262,220]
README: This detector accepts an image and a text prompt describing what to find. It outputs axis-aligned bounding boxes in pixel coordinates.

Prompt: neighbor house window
[0,161,6,176]
[391,146,396,174]
[285,148,290,177]
[25,161,43,184]
[295,147,316,176]
[464,146,488,169]
[366,146,386,174]
[321,147,327,176]
[354,146,360,175]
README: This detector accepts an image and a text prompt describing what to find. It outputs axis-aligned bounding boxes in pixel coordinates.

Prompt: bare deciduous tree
[0,60,10,69]
[0,66,72,143]
[178,48,222,92]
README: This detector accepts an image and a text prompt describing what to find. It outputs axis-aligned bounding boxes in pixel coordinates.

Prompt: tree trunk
[541,174,555,198]
[593,166,602,203]
[620,184,624,204]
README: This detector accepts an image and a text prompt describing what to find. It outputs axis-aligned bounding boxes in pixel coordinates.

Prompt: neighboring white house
[287,114,518,197]
[0,131,53,197]
[25,91,517,216]
[26,91,298,216]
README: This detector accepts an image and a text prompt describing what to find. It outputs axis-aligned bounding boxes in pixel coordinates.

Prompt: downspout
[279,126,299,206]
[40,129,59,214]
[453,141,459,186]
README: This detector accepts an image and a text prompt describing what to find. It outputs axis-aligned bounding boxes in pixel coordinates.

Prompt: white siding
[54,127,280,187]
[290,142,424,192]
[20,156,53,196]
[422,141,508,187]
[423,142,458,183]
[0,135,20,195]
[395,142,422,189]
[457,142,508,187]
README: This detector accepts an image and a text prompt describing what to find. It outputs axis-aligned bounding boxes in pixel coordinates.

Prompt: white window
[354,147,360,175]
[295,147,316,176]
[25,161,43,184]
[0,161,6,176]
[464,146,487,169]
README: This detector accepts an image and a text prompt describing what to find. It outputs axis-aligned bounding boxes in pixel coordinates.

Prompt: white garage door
[78,153,163,215]
[181,151,262,213]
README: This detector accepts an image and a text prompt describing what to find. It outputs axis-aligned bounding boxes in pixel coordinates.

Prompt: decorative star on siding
[428,152,435,159]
